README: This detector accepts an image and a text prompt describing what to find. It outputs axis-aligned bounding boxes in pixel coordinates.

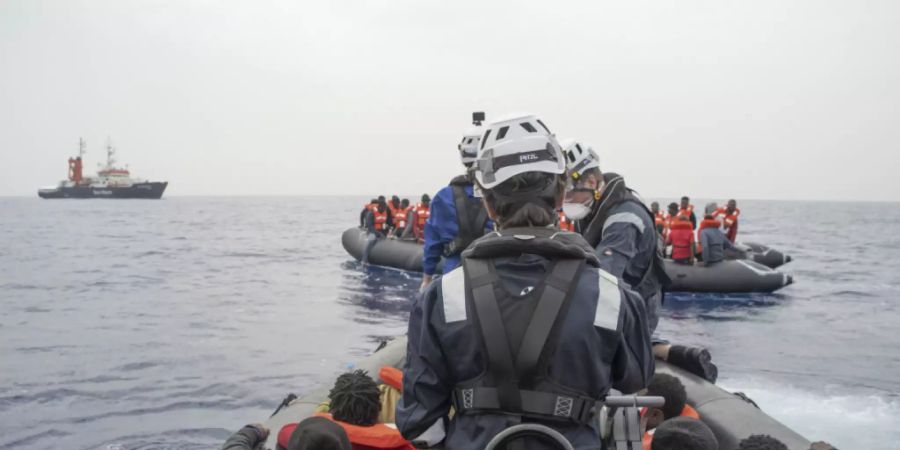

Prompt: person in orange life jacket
[698,203,735,264]
[362,200,393,264]
[679,196,697,230]
[715,199,740,243]
[223,416,351,450]
[419,116,493,292]
[661,202,679,241]
[398,115,654,450]
[404,194,431,242]
[279,370,414,450]
[640,374,699,450]
[558,209,575,231]
[388,196,403,232]
[666,216,695,264]
[392,198,411,238]
[360,199,378,227]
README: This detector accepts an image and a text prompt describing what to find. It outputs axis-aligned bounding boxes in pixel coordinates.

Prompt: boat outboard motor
[599,394,666,450]
[484,423,575,450]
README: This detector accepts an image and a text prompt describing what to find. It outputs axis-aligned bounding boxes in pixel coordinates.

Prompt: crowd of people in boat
[223,369,835,450]
[226,113,824,450]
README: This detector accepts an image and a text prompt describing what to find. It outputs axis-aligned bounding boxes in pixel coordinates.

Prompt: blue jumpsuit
[422,182,492,276]
[397,234,654,449]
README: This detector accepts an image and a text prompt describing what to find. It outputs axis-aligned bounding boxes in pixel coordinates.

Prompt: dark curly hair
[736,434,789,450]
[328,370,381,426]
[646,373,687,420]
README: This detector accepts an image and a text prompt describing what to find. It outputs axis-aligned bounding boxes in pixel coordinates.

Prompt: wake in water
[721,377,900,449]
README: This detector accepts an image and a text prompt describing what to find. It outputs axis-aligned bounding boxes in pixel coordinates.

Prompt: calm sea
[1,197,898,449]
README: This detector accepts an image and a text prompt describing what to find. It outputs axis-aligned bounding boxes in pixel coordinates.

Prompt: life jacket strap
[451,387,598,425]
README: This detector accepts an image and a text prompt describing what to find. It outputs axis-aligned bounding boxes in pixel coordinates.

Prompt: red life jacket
[372,208,389,231]
[412,203,430,239]
[392,206,410,230]
[696,218,722,253]
[388,204,403,229]
[558,211,575,232]
[667,220,695,260]
[641,405,700,450]
[279,414,414,450]
[715,207,740,242]
[379,366,403,391]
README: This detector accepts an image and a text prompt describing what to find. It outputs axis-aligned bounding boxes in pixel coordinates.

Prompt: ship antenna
[106,137,116,169]
[78,137,86,158]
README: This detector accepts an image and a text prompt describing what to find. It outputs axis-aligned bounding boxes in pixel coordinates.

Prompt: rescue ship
[37,139,168,199]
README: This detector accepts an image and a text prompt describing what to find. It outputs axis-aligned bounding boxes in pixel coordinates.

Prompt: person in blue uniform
[397,114,654,449]
[560,139,717,383]
[419,116,492,291]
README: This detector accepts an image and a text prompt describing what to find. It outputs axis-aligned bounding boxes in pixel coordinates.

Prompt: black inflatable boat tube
[261,337,812,450]
[342,227,792,293]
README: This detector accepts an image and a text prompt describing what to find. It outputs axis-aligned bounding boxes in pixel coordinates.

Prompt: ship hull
[38,182,168,199]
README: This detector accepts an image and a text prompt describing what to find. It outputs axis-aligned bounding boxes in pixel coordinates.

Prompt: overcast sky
[1,0,897,201]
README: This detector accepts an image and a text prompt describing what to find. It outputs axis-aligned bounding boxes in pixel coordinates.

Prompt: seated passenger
[361,200,392,264]
[666,216,695,264]
[715,199,740,243]
[281,370,414,450]
[409,194,430,242]
[223,416,352,450]
[360,199,378,227]
[662,202,679,240]
[735,434,789,450]
[698,204,735,265]
[392,199,411,238]
[678,196,697,230]
[650,417,717,450]
[641,374,699,450]
[651,201,666,235]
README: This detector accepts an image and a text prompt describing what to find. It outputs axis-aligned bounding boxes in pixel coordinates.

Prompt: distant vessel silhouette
[38,139,167,199]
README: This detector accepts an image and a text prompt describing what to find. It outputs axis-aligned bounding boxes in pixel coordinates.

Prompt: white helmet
[473,113,565,190]
[559,138,600,183]
[458,126,482,165]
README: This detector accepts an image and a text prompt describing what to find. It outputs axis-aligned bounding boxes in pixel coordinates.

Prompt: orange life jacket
[388,204,403,228]
[372,208,389,231]
[641,405,700,450]
[715,207,740,242]
[558,211,575,232]
[678,205,694,219]
[667,220,695,260]
[696,218,722,253]
[279,414,414,450]
[654,211,668,234]
[391,206,410,230]
[412,203,430,239]
[379,366,403,391]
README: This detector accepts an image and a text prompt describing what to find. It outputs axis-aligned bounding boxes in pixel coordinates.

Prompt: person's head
[473,114,566,229]
[651,201,660,214]
[736,435,789,450]
[704,203,718,220]
[650,417,717,450]
[727,199,737,213]
[401,198,410,209]
[458,125,484,168]
[420,193,430,206]
[668,202,679,216]
[559,139,603,221]
[369,198,377,205]
[279,416,352,450]
[680,196,690,208]
[642,374,687,431]
[376,199,387,213]
[328,370,381,426]
[391,195,400,208]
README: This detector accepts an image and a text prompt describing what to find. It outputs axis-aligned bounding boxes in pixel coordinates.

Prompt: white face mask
[562,202,592,220]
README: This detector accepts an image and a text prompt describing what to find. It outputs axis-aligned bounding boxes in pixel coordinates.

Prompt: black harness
[451,228,604,426]
[444,175,490,257]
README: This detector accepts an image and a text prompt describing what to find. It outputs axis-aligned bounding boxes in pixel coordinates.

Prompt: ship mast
[78,138,86,158]
[105,137,116,170]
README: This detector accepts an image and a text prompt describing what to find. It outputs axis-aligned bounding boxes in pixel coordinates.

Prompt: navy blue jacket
[595,201,660,297]
[422,183,492,275]
[397,253,653,449]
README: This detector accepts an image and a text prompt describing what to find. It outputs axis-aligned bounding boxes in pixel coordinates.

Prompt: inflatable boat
[726,242,792,269]
[258,336,812,450]
[341,228,792,294]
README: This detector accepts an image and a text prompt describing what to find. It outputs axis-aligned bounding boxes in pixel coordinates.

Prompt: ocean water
[0,197,897,450]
